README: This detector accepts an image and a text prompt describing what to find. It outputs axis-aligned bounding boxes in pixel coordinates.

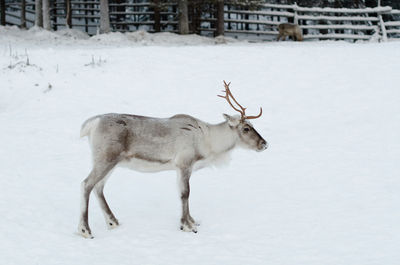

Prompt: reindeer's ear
[223,114,240,126]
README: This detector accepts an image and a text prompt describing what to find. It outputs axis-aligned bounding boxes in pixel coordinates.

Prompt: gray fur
[277,23,304,41]
[78,113,267,238]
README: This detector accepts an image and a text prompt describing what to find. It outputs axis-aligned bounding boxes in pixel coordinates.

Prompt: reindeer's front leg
[178,167,198,233]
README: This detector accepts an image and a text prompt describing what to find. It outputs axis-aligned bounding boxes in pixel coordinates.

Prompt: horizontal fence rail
[1,0,400,41]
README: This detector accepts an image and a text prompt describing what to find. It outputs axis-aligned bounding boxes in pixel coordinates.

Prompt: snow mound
[0,26,243,47]
[0,26,90,45]
[55,28,90,40]
[86,30,239,46]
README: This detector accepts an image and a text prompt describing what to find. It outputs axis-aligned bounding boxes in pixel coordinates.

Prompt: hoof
[180,224,198,233]
[78,227,93,239]
[106,218,119,230]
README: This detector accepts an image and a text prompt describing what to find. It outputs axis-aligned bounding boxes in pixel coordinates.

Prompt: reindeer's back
[84,113,205,165]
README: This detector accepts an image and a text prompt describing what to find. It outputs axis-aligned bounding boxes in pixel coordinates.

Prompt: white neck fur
[207,121,238,156]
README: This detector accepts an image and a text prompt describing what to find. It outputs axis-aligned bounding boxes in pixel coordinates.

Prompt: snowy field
[0,26,400,265]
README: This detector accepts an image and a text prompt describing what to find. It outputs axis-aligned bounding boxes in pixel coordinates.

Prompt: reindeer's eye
[243,127,250,133]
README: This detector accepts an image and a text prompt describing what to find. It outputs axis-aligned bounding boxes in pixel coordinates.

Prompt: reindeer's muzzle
[257,139,268,152]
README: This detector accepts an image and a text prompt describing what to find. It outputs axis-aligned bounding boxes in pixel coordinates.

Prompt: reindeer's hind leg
[94,177,119,229]
[78,161,117,238]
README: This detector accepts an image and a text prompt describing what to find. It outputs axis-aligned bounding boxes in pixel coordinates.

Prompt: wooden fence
[199,3,400,41]
[1,0,400,41]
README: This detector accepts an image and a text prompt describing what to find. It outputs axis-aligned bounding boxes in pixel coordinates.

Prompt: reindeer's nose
[259,139,268,151]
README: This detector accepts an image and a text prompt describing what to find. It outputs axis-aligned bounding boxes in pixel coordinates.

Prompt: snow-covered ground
[0,26,399,265]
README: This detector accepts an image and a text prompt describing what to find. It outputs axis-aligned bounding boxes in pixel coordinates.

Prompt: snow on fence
[1,0,400,41]
[199,3,400,41]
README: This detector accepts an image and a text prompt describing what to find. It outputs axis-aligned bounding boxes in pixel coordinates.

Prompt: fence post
[293,2,298,24]
[377,0,387,41]
[378,14,387,41]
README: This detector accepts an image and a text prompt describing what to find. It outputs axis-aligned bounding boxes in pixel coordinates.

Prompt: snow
[262,2,393,14]
[385,21,400,27]
[1,26,400,265]
[295,5,392,14]
[297,14,379,22]
[0,26,240,47]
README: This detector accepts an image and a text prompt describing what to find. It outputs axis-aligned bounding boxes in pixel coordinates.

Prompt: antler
[218,80,262,121]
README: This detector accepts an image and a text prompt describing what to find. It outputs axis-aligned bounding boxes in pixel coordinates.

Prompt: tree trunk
[66,0,71,28]
[0,0,5,26]
[153,0,161,32]
[216,0,224,36]
[21,0,26,28]
[99,0,110,34]
[42,0,50,30]
[35,0,43,27]
[178,0,189,34]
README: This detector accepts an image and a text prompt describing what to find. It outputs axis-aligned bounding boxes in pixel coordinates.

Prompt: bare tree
[21,0,26,28]
[153,0,161,32]
[178,0,189,34]
[0,0,5,26]
[35,0,43,27]
[216,0,225,36]
[65,0,72,28]
[42,0,50,30]
[99,0,110,33]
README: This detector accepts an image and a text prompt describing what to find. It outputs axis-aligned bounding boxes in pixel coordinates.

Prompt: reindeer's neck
[207,121,238,155]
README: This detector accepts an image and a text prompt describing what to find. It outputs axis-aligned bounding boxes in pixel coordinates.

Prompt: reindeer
[277,23,304,41]
[78,81,268,238]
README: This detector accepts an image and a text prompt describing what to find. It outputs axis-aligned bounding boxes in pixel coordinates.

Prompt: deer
[78,81,268,238]
[277,23,304,41]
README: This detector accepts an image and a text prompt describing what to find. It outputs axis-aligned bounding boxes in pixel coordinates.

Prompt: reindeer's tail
[80,116,100,138]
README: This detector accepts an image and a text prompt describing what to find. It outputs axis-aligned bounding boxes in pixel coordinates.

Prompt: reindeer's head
[219,81,268,152]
